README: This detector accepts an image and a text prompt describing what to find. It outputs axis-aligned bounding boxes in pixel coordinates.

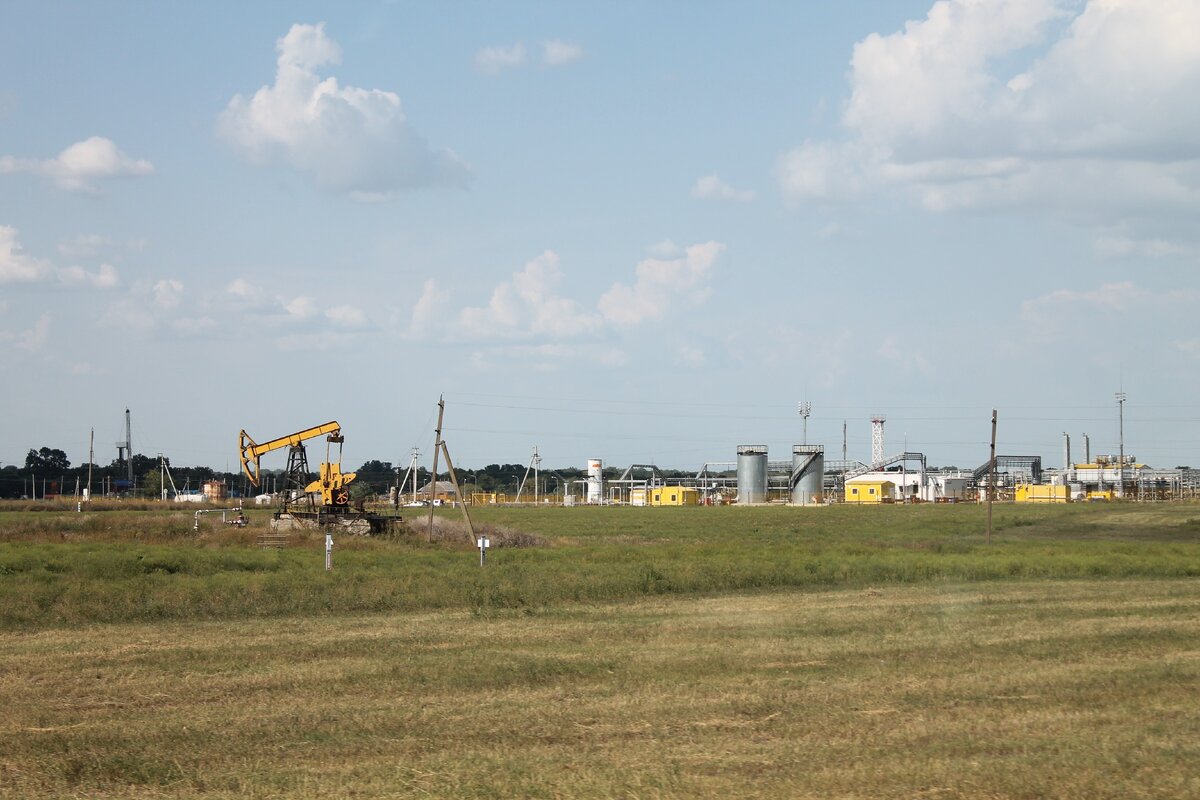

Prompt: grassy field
[1,501,1198,797]
[2,579,1197,798]
[0,501,1198,628]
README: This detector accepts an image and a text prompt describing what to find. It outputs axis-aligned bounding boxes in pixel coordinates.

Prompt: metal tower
[870,415,886,466]
[797,401,812,445]
[1116,391,1126,498]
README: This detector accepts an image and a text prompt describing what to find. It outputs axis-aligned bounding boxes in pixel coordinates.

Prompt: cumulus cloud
[0,137,153,192]
[0,226,120,288]
[283,296,318,319]
[218,22,469,197]
[414,242,726,344]
[460,251,602,338]
[468,342,626,372]
[692,174,755,203]
[778,0,1200,219]
[152,279,184,308]
[326,304,367,328]
[1093,233,1190,259]
[543,40,584,66]
[598,241,725,325]
[474,43,526,74]
[0,225,52,284]
[57,263,120,289]
[16,314,51,351]
[1020,280,1199,339]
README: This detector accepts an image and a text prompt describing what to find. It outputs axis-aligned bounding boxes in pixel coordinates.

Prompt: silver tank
[791,444,825,505]
[737,445,768,504]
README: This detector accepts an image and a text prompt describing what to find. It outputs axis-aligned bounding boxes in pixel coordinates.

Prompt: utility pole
[426,396,476,545]
[842,420,847,463]
[86,428,94,503]
[427,398,444,543]
[1116,391,1126,498]
[987,409,997,545]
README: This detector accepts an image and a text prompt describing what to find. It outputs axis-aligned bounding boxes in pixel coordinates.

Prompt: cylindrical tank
[736,445,768,504]
[586,459,603,504]
[791,444,825,505]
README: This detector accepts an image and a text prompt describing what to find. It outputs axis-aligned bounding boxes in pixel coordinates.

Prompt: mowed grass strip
[1,503,1199,628]
[1,579,1197,799]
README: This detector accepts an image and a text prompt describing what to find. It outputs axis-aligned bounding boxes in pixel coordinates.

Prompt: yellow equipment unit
[238,421,356,511]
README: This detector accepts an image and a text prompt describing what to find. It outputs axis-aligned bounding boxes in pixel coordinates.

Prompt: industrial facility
[563,414,1200,507]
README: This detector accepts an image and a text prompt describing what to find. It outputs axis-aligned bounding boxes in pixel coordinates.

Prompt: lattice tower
[871,415,886,465]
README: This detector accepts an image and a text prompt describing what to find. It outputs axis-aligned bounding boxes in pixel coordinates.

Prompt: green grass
[0,502,1198,629]
[1,580,1197,798]
[2,502,1199,797]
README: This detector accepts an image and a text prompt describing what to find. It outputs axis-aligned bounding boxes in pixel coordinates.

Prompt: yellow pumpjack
[238,421,357,509]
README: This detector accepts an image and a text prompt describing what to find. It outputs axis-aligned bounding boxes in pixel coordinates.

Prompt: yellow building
[1015,484,1070,503]
[649,486,699,506]
[845,480,894,504]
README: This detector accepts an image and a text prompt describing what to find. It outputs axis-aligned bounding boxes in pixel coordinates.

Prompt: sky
[2,0,1199,475]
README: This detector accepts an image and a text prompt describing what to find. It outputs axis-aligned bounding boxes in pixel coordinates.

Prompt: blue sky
[2,0,1199,474]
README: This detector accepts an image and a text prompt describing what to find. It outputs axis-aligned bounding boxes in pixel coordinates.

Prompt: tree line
[4,448,695,500]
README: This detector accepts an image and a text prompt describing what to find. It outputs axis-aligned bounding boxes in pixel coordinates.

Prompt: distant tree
[141,469,166,499]
[356,460,393,474]
[25,447,70,472]
[131,453,157,476]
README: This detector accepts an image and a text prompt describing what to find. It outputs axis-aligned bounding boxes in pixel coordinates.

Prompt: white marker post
[478,536,490,567]
[325,533,333,571]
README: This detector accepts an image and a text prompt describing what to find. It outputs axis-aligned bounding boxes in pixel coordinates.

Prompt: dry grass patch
[2,579,1198,798]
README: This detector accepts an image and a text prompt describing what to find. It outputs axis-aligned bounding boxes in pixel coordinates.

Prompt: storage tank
[736,445,768,504]
[586,459,603,504]
[791,444,824,505]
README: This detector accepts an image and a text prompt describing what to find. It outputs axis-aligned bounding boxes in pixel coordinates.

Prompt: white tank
[587,459,603,504]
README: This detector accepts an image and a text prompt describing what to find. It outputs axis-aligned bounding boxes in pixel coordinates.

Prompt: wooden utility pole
[987,409,997,545]
[427,396,445,543]
[425,396,477,546]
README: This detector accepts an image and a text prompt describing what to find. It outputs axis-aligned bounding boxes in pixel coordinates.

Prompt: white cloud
[677,345,706,366]
[779,0,1200,219]
[1175,338,1200,358]
[0,226,120,289]
[219,22,469,197]
[468,342,626,373]
[0,225,52,284]
[1020,280,1199,338]
[460,250,601,339]
[543,40,584,67]
[647,239,682,258]
[226,278,263,301]
[1093,234,1190,259]
[419,242,726,343]
[878,335,933,376]
[0,137,153,192]
[16,314,50,351]
[407,278,450,338]
[692,174,755,203]
[326,304,367,328]
[598,241,725,325]
[57,234,146,258]
[283,296,317,319]
[57,234,112,258]
[474,43,526,74]
[57,263,120,289]
[152,279,184,308]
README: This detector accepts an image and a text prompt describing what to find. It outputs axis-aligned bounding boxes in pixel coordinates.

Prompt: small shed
[649,486,699,506]
[1015,484,1069,503]
[845,480,894,504]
